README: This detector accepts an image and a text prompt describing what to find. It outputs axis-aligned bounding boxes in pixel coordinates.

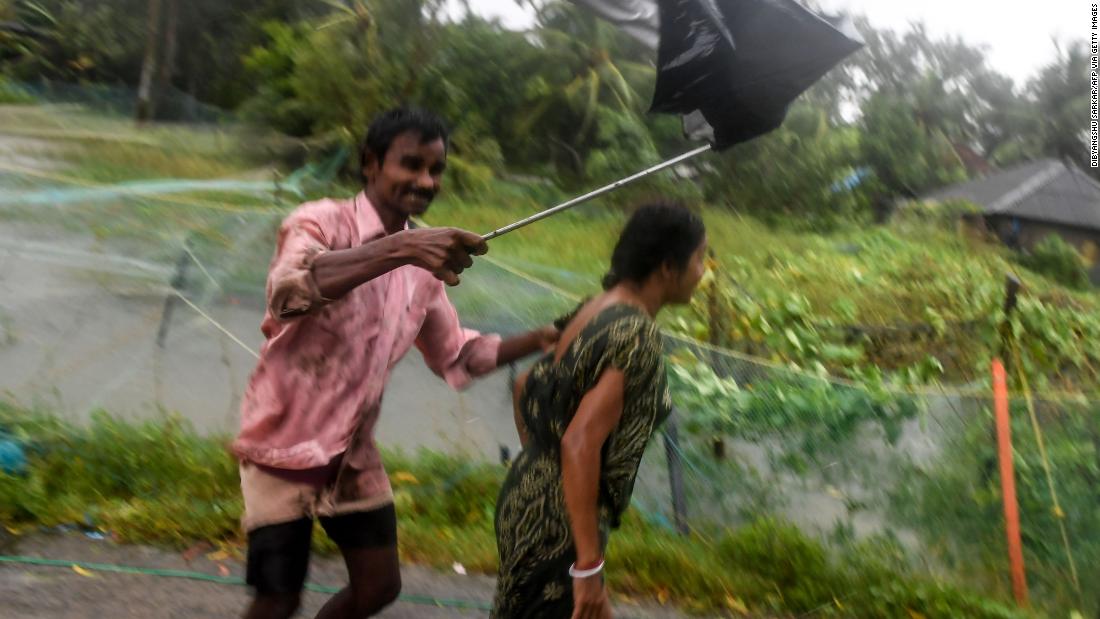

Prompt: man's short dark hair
[359,107,449,181]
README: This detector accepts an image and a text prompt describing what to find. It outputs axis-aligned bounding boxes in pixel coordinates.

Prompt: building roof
[924,158,1100,232]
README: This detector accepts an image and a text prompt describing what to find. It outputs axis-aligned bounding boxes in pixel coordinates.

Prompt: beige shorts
[239,460,394,533]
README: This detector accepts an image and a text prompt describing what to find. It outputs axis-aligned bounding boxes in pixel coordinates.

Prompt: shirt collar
[353,191,407,244]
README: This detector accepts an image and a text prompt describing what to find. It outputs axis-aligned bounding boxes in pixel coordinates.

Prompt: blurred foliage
[0,4,1096,616]
[2,0,1091,202]
[0,404,1035,618]
[1017,234,1091,291]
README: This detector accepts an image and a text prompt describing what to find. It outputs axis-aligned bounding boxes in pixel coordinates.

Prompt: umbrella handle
[481,144,713,241]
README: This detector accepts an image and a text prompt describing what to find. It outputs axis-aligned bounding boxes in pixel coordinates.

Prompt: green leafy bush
[1018,234,1090,290]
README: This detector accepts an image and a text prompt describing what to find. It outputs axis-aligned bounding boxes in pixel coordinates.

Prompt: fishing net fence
[0,93,1094,616]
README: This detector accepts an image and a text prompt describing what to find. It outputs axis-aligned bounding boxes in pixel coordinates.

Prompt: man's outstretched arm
[414,281,558,389]
[270,205,486,320]
[495,326,559,367]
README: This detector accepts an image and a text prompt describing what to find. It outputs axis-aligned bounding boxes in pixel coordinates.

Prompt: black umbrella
[650,0,863,149]
[482,0,862,240]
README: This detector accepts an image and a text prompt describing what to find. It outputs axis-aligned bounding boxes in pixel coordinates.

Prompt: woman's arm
[561,368,624,618]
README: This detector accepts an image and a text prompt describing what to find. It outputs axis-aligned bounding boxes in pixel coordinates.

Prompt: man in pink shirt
[234,107,558,619]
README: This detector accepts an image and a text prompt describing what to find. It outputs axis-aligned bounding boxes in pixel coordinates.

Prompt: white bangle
[568,559,605,578]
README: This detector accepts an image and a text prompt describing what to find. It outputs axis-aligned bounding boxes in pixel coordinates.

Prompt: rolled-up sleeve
[267,211,333,320]
[415,281,501,390]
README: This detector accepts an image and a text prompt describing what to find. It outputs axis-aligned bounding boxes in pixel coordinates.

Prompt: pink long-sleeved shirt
[233,192,500,485]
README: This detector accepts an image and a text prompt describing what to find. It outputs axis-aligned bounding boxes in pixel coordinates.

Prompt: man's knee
[351,570,401,615]
[379,571,402,607]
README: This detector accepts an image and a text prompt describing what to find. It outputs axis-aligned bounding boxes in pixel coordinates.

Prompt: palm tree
[1026,44,1090,172]
[517,1,654,175]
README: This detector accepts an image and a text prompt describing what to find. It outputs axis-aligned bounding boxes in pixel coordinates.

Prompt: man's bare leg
[314,544,401,619]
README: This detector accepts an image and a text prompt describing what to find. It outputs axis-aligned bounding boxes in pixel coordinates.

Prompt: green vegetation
[1,0,1092,199]
[1017,235,1091,291]
[427,190,1100,395]
[0,75,33,103]
[891,397,1100,615]
[3,0,1097,395]
[2,1,1097,616]
[1,102,1095,616]
[0,404,1036,618]
[662,357,1098,617]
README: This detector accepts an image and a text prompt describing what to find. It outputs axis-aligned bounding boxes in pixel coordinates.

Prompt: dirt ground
[0,532,698,618]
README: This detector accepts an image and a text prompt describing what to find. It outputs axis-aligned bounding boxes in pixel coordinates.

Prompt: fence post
[992,274,1028,607]
[155,241,191,347]
[663,408,690,536]
[992,358,1029,606]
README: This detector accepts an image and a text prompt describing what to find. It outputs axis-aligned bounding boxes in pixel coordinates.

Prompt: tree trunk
[135,0,163,123]
[154,0,179,118]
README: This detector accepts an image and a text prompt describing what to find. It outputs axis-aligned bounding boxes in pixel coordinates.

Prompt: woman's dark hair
[602,202,706,290]
[359,107,449,182]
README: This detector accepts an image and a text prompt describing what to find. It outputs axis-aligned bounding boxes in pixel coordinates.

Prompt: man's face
[364,131,447,217]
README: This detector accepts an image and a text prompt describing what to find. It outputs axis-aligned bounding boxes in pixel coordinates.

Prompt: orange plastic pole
[992,358,1029,606]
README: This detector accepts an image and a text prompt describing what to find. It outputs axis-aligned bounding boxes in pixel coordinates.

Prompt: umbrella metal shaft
[481,144,712,241]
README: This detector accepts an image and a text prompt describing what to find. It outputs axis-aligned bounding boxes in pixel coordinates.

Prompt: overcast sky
[459,0,1082,87]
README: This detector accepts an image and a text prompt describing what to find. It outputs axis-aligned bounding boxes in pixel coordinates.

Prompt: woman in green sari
[493,203,708,618]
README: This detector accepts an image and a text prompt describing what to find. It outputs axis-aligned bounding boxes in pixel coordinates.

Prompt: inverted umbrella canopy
[481,0,863,240]
[571,0,863,149]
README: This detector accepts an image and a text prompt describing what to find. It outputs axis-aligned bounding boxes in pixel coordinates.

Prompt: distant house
[922,158,1100,282]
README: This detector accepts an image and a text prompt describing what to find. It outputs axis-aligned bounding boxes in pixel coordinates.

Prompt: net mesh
[0,94,1095,616]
